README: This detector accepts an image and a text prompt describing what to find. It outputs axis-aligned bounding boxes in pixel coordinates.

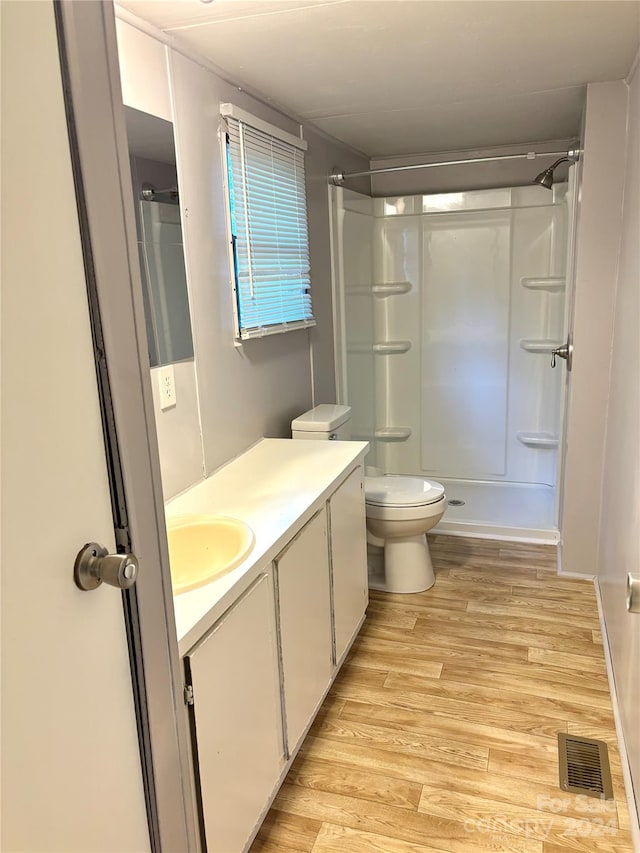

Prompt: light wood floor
[250,535,634,853]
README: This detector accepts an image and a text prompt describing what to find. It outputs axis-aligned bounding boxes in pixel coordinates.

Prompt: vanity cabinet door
[276,509,333,754]
[329,465,369,663]
[185,572,284,853]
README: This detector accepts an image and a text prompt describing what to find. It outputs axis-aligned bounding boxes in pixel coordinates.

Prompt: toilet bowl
[365,475,446,593]
[291,405,447,594]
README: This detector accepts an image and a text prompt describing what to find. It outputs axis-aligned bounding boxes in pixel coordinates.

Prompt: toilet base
[372,534,436,594]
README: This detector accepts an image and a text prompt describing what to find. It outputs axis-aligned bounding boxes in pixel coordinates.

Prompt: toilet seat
[365,495,446,523]
[365,475,445,508]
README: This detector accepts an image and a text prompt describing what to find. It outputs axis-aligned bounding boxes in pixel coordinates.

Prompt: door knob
[627,574,640,613]
[74,542,138,591]
[551,336,573,371]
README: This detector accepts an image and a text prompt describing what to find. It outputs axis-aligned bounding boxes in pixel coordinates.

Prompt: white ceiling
[117,0,640,157]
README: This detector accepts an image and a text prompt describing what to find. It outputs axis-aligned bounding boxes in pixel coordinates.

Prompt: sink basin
[167,515,255,594]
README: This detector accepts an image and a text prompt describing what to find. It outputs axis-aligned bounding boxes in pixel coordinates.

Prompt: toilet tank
[291,404,352,440]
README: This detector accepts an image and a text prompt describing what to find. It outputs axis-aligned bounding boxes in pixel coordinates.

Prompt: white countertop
[167,438,369,654]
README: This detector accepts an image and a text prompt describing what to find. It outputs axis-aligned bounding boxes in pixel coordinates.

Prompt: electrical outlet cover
[158,365,176,411]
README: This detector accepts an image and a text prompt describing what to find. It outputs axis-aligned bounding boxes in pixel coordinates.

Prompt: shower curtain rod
[141,183,179,201]
[330,147,581,186]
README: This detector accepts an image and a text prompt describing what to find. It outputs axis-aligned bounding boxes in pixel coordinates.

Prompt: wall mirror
[124,106,194,368]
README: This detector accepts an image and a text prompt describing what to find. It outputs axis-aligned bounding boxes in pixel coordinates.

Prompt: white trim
[594,580,640,851]
[558,570,596,580]
[221,103,307,151]
[432,522,559,545]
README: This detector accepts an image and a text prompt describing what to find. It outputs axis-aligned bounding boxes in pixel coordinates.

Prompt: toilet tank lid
[292,404,352,432]
[365,475,445,507]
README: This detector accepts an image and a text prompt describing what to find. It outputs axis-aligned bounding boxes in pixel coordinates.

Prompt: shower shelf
[517,431,559,449]
[374,427,412,442]
[520,339,563,354]
[373,341,412,355]
[521,276,566,291]
[372,281,412,296]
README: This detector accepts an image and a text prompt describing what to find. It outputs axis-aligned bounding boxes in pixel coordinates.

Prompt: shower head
[533,149,580,190]
[533,163,560,190]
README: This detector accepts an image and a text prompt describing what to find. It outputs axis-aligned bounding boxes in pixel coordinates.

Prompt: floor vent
[558,733,614,799]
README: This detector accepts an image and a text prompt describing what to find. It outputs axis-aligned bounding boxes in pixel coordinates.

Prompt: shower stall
[330,178,575,541]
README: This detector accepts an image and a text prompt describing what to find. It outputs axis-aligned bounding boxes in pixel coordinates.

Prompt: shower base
[432,478,559,544]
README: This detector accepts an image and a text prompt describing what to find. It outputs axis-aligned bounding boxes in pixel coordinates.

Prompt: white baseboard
[431,523,559,545]
[558,570,596,580]
[594,579,640,851]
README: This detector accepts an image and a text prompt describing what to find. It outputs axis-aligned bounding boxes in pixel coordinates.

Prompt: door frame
[55,2,198,849]
[555,162,582,543]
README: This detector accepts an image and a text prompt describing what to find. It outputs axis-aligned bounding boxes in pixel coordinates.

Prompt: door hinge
[184,684,194,706]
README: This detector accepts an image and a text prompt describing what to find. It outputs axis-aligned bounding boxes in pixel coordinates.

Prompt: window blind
[224,113,315,340]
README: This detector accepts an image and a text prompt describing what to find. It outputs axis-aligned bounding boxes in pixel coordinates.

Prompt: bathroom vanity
[166,438,369,853]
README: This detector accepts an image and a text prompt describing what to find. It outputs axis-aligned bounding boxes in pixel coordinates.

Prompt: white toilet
[291,405,446,594]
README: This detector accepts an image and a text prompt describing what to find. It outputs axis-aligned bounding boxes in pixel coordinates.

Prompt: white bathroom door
[2,3,193,851]
[2,2,150,849]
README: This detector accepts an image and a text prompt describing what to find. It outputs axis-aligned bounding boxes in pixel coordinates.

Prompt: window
[222,104,315,341]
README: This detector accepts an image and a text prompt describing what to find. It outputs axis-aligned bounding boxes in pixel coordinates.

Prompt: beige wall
[369,139,575,197]
[598,58,640,825]
[561,81,629,576]
[116,19,368,497]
